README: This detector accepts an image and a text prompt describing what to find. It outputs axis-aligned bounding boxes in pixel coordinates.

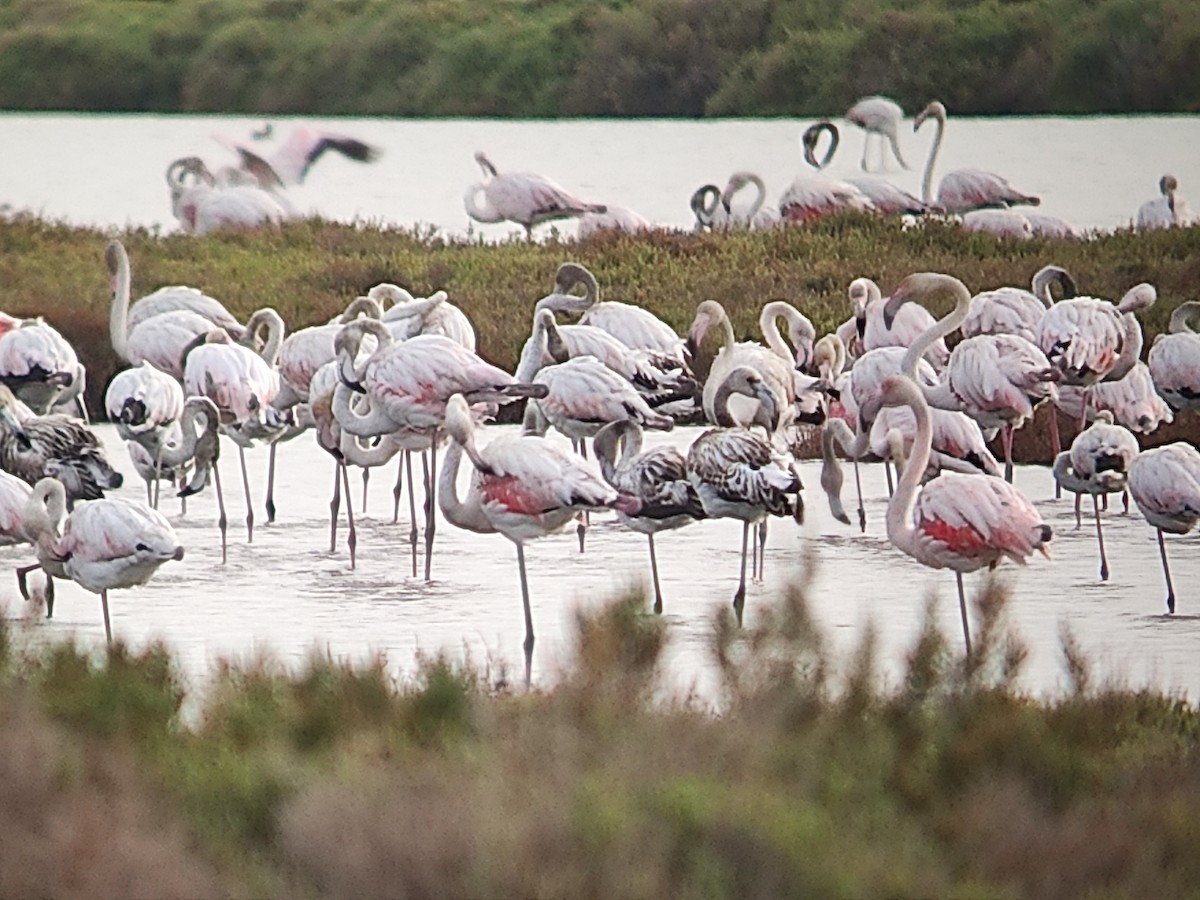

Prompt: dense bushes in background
[0,0,1197,116]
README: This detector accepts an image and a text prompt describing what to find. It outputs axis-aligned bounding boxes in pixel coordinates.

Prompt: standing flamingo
[441,392,627,684]
[914,101,1040,214]
[1128,443,1200,613]
[856,276,949,368]
[961,265,1077,344]
[0,318,86,416]
[800,121,931,215]
[593,419,706,614]
[686,367,802,621]
[463,151,606,239]
[105,361,186,506]
[715,172,781,229]
[1051,411,1139,581]
[166,158,287,236]
[886,271,1061,482]
[862,374,1052,652]
[18,478,184,643]
[845,96,909,171]
[1136,175,1193,230]
[1148,301,1200,413]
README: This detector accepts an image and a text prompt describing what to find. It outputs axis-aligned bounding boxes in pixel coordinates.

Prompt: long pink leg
[1048,407,1062,499]
[329,459,340,552]
[1157,529,1176,613]
[341,461,357,569]
[213,460,228,564]
[1094,494,1109,581]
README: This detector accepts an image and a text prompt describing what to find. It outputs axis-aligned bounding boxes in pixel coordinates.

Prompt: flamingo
[960,209,1032,239]
[686,300,796,432]
[862,374,1052,652]
[1056,361,1173,436]
[18,478,184,643]
[1128,442,1200,613]
[711,172,781,229]
[961,265,1077,344]
[1025,212,1082,238]
[463,151,606,239]
[778,174,875,223]
[686,366,802,621]
[759,300,817,376]
[215,125,381,187]
[1148,301,1200,413]
[576,204,652,238]
[689,184,721,231]
[166,158,287,236]
[885,271,1061,482]
[855,276,949,369]
[440,392,627,684]
[914,101,1040,214]
[533,262,687,361]
[0,384,122,506]
[800,121,932,215]
[1136,175,1193,230]
[333,319,547,580]
[104,361,186,506]
[1052,411,1139,581]
[593,419,706,614]
[370,284,478,352]
[846,95,909,171]
[0,318,86,416]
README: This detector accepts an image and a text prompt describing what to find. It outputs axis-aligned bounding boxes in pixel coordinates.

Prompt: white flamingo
[687,366,802,620]
[0,318,86,416]
[215,125,381,187]
[861,374,1052,652]
[962,265,1077,344]
[1148,301,1200,412]
[1136,175,1193,230]
[914,101,1040,214]
[166,157,287,236]
[846,95,909,171]
[440,392,626,684]
[1052,411,1139,581]
[593,419,706,614]
[370,284,478,352]
[800,121,931,215]
[1056,361,1173,436]
[463,151,606,239]
[533,262,686,360]
[1128,442,1200,613]
[19,477,184,643]
[576,203,652,238]
[759,300,817,375]
[886,271,1060,482]
[855,276,949,369]
[712,172,781,229]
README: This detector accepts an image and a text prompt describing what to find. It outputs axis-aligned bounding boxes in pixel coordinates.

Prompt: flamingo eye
[136,542,150,552]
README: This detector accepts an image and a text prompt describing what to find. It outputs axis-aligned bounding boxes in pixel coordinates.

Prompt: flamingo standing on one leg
[1148,301,1200,414]
[1128,443,1200,613]
[440,392,628,684]
[859,374,1052,653]
[1051,411,1140,581]
[593,419,706,614]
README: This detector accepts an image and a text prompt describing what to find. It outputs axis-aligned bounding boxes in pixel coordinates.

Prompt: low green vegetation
[3,576,1200,898]
[0,0,1197,116]
[2,213,1198,454]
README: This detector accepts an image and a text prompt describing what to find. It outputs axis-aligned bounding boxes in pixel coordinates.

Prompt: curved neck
[340,296,384,322]
[724,174,765,217]
[107,242,132,361]
[24,478,67,542]
[332,383,397,437]
[1169,301,1200,334]
[898,275,972,379]
[1031,265,1075,308]
[243,308,285,365]
[515,313,554,382]
[885,379,931,558]
[691,186,719,229]
[337,320,393,387]
[159,398,218,468]
[1052,451,1092,494]
[759,301,795,363]
[593,423,642,486]
[1106,314,1144,383]
[463,184,503,223]
[712,304,737,354]
[919,111,945,206]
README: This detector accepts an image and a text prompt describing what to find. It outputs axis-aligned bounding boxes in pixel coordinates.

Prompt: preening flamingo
[886,271,1060,482]
[105,361,186,506]
[800,121,931,215]
[19,478,183,642]
[961,265,1077,344]
[914,101,1040,214]
[845,95,909,171]
[1148,301,1200,413]
[0,318,86,417]
[593,419,706,614]
[686,366,802,620]
[463,151,606,239]
[1128,442,1200,613]
[370,284,478,352]
[166,158,287,236]
[855,276,949,369]
[862,374,1052,653]
[1052,411,1139,580]
[1056,361,1173,436]
[1136,175,1193,230]
[440,392,627,684]
[216,125,381,187]
[716,172,781,229]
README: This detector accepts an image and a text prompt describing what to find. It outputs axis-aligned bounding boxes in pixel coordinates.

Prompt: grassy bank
[3,213,1199,456]
[2,578,1200,899]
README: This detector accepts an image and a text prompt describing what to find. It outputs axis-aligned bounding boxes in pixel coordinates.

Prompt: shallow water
[2,424,1197,704]
[1,113,1197,238]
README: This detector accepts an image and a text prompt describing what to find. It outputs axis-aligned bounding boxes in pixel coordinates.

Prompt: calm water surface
[1,113,1198,237]
[1,424,1196,704]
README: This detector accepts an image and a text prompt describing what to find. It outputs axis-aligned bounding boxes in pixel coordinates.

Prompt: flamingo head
[689,184,720,229]
[913,100,947,132]
[1160,174,1179,196]
[473,151,497,177]
[800,121,839,171]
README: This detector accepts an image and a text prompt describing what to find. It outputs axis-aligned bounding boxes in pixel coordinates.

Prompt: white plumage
[463,151,605,239]
[1128,443,1200,613]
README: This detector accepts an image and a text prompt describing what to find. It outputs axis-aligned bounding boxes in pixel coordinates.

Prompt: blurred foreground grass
[2,213,1199,456]
[2,574,1200,899]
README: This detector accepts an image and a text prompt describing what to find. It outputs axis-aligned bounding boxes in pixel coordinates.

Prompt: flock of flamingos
[2,96,1198,681]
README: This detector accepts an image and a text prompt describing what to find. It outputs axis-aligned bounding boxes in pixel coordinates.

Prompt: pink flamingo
[862,374,1052,653]
[1128,443,1200,613]
[463,151,606,239]
[1148,301,1200,413]
[800,122,931,215]
[962,265,1077,344]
